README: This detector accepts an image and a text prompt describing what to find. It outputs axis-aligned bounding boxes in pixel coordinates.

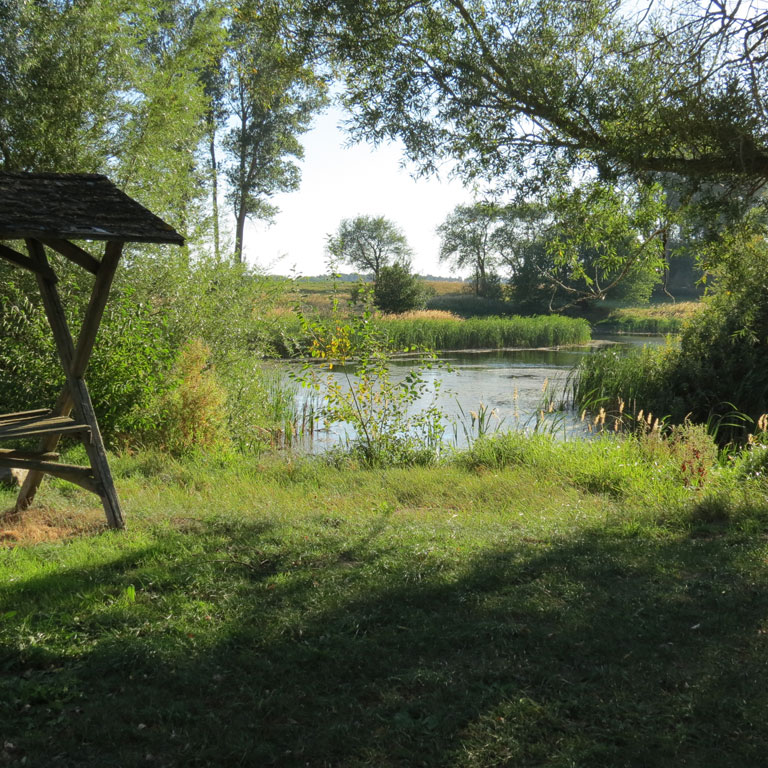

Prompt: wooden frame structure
[0,173,184,529]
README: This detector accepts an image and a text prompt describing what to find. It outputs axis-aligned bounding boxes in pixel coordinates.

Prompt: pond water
[290,334,664,451]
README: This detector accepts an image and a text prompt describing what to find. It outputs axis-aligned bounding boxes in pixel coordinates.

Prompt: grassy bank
[270,312,591,357]
[2,437,768,766]
[594,301,702,334]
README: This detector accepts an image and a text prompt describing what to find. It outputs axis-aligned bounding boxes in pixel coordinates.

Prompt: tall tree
[327,215,412,280]
[313,0,768,197]
[0,0,224,233]
[497,182,667,311]
[437,203,504,297]
[221,0,326,262]
[0,0,125,172]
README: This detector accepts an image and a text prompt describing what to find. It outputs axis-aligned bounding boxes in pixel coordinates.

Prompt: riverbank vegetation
[270,309,591,357]
[2,1,768,764]
[575,226,768,440]
[3,435,768,766]
[592,301,702,335]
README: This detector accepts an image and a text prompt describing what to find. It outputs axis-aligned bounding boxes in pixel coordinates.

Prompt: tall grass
[595,301,702,334]
[571,343,676,417]
[378,314,591,350]
[272,314,591,357]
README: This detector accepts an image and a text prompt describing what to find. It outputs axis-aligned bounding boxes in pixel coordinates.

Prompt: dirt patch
[0,505,105,546]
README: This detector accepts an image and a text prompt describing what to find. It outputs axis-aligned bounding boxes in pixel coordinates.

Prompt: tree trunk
[234,204,247,263]
[208,118,220,260]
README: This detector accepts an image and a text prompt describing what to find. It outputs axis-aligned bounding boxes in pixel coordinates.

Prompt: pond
[290,334,665,451]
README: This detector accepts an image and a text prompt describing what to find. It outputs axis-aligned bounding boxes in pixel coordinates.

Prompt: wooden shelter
[0,172,184,529]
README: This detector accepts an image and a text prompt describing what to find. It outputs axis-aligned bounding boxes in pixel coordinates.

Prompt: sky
[241,106,472,278]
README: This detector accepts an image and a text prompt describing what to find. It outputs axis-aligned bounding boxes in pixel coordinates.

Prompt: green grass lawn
[2,439,768,766]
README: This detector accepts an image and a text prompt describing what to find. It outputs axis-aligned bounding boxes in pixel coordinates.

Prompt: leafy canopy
[314,0,768,201]
[327,215,413,280]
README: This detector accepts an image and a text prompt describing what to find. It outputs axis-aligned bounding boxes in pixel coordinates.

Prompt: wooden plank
[0,408,52,423]
[40,238,100,275]
[16,391,72,512]
[0,415,75,432]
[0,456,97,493]
[22,239,124,528]
[0,418,90,441]
[0,448,59,461]
[16,241,123,513]
[0,243,57,281]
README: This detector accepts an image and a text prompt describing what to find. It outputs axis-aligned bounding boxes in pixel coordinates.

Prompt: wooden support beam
[0,448,59,461]
[40,238,100,275]
[16,242,123,513]
[71,241,122,378]
[0,456,97,494]
[16,239,124,528]
[0,243,57,281]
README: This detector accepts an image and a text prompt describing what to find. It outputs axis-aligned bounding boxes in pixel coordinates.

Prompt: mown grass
[3,438,768,766]
[270,314,591,357]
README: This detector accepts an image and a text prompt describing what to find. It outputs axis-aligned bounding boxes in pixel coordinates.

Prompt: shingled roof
[0,172,184,245]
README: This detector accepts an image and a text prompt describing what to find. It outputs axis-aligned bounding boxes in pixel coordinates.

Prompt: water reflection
[291,335,663,451]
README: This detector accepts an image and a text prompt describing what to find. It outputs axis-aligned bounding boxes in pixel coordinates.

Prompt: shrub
[153,340,229,455]
[373,263,426,314]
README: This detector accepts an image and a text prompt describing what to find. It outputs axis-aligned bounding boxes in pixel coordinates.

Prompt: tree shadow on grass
[2,517,768,767]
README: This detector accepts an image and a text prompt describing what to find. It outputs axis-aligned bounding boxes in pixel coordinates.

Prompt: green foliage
[152,340,230,455]
[0,251,297,451]
[574,219,768,441]
[437,202,505,298]
[220,0,326,261]
[378,314,591,351]
[327,215,412,280]
[373,263,425,314]
[500,182,666,312]
[293,304,444,466]
[0,262,175,441]
[319,1,768,193]
[0,0,124,172]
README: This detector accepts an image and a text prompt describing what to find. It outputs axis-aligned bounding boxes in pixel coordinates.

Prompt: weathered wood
[0,409,52,423]
[16,392,72,511]
[23,239,124,528]
[71,241,121,378]
[16,242,122,512]
[40,238,100,275]
[0,243,57,281]
[0,456,96,493]
[0,448,59,461]
[0,415,90,441]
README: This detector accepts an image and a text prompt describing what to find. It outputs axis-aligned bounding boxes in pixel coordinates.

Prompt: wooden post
[16,240,124,529]
[16,242,122,513]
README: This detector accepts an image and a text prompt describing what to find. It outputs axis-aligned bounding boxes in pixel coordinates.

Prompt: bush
[153,340,229,455]
[0,251,295,451]
[373,263,426,314]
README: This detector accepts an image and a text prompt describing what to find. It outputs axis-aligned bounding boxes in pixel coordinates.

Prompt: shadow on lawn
[2,517,768,767]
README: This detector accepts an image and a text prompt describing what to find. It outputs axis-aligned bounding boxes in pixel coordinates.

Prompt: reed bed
[378,314,591,351]
[268,313,591,356]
